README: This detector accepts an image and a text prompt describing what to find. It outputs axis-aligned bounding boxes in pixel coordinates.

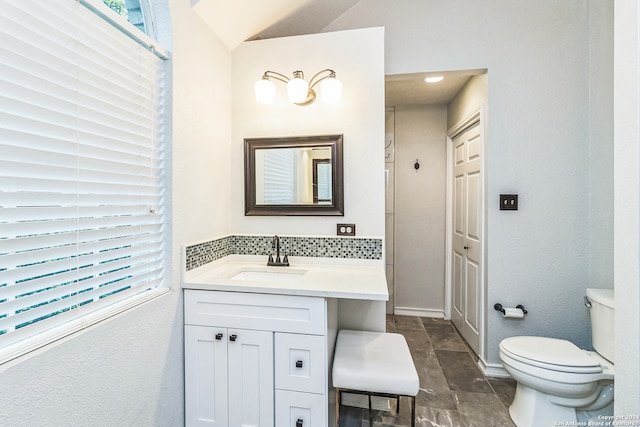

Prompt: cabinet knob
[215,333,223,340]
[295,360,303,368]
[229,334,237,342]
[296,419,303,427]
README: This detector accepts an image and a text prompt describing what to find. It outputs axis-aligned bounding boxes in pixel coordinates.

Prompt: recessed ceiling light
[424,76,444,83]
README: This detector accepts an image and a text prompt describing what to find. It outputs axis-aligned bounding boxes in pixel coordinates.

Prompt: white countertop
[182,255,389,301]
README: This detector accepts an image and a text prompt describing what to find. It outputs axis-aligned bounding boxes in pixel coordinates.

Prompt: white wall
[172,1,232,250]
[0,1,233,425]
[614,0,640,416]
[230,28,387,332]
[0,296,183,426]
[447,74,489,131]
[230,28,386,239]
[393,105,447,316]
[589,0,615,288]
[325,0,614,367]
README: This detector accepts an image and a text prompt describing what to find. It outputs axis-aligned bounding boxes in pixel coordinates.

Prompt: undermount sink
[228,268,308,283]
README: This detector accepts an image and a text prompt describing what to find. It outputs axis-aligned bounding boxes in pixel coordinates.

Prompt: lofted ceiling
[191,0,482,106]
[191,0,358,50]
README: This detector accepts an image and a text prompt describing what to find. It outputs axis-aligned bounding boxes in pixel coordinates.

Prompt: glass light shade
[254,78,276,104]
[320,77,343,104]
[287,77,309,103]
[424,76,444,83]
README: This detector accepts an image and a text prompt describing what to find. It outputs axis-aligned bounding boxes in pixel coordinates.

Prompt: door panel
[450,120,483,355]
[228,328,274,427]
[453,251,464,319]
[455,176,464,235]
[185,326,228,427]
[465,260,480,333]
[466,172,481,242]
[468,133,481,160]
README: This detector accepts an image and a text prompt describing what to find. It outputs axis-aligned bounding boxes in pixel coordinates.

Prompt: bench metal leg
[334,388,416,427]
[410,395,415,427]
[335,388,341,426]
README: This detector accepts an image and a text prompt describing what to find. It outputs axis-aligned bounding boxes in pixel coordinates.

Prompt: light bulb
[424,76,444,83]
[320,77,343,104]
[287,76,309,104]
[254,78,276,104]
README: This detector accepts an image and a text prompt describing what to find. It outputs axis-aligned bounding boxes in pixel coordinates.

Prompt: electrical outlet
[337,223,356,236]
[500,194,518,211]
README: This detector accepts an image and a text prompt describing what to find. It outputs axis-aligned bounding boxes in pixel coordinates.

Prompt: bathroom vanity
[182,255,388,427]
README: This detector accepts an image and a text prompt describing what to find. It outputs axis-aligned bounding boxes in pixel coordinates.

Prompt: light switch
[500,194,518,211]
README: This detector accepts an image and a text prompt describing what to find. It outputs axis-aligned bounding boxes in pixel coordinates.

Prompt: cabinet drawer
[275,390,326,427]
[275,333,326,393]
[185,290,325,335]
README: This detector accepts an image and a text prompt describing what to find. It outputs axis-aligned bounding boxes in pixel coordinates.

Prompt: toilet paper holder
[494,303,528,315]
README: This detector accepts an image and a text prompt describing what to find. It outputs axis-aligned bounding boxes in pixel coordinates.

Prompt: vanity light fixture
[254,69,343,106]
[424,76,444,83]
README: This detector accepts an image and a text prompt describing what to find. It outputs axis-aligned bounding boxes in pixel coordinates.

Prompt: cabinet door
[185,326,228,427]
[227,329,274,427]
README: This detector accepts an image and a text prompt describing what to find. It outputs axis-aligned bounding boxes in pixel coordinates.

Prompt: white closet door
[451,120,483,355]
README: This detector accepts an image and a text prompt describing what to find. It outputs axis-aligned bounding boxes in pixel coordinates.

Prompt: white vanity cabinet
[184,289,336,427]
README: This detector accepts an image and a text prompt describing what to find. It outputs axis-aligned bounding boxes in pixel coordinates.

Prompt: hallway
[339,315,517,427]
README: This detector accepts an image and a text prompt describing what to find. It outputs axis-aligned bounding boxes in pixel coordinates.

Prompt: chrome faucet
[267,235,289,266]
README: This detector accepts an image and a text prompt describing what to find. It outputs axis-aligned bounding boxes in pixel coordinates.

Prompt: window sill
[0,288,171,367]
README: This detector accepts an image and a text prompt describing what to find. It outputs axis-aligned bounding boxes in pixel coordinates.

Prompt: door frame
[444,106,486,360]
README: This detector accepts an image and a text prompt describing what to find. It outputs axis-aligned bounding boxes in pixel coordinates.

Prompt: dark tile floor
[338,315,518,427]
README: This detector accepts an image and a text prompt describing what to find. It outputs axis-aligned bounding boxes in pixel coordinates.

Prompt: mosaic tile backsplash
[186,235,383,271]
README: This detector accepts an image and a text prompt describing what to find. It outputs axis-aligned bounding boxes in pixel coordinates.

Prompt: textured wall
[393,105,447,315]
[613,0,640,416]
[325,0,614,367]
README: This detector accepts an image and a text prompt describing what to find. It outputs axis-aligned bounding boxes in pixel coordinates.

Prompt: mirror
[244,134,344,216]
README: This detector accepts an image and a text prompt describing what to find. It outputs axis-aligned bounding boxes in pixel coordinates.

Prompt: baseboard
[479,359,511,378]
[393,307,445,318]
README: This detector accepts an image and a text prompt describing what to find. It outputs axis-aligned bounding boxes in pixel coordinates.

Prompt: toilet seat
[500,336,603,374]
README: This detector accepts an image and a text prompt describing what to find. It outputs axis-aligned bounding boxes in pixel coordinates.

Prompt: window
[0,0,170,363]
[313,160,332,204]
[102,0,150,37]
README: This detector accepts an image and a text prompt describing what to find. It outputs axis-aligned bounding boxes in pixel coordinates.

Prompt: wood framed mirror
[244,134,344,216]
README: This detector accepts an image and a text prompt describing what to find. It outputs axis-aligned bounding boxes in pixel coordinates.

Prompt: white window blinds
[316,162,332,203]
[263,149,297,204]
[0,0,169,359]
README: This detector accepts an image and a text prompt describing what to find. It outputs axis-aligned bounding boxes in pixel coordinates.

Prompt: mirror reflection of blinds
[317,163,332,203]
[263,149,296,204]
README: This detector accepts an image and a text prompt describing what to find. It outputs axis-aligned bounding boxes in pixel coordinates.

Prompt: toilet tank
[586,288,614,363]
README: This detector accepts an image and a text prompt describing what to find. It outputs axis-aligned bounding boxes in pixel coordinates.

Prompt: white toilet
[499,288,614,427]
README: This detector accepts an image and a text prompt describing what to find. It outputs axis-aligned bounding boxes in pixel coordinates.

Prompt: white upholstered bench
[332,329,419,426]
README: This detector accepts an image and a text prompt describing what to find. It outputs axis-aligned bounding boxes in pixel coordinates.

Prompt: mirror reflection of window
[313,159,332,204]
[255,147,332,205]
[261,148,297,204]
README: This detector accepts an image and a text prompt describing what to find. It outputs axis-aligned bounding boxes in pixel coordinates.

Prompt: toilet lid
[500,336,601,371]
